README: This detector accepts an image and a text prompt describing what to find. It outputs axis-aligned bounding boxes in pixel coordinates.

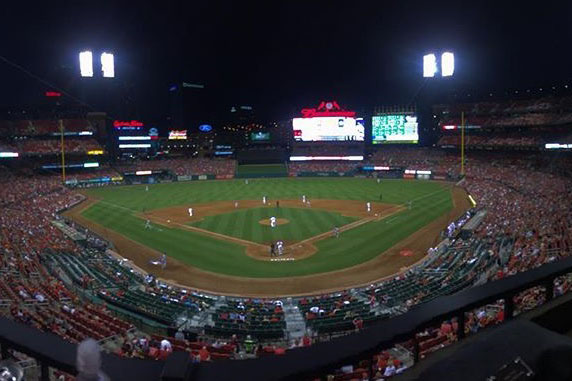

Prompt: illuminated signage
[199,124,212,132]
[300,101,356,118]
[118,136,151,141]
[545,143,572,149]
[87,150,104,155]
[169,130,187,140]
[83,162,99,168]
[0,152,19,158]
[136,170,152,175]
[113,120,144,128]
[119,144,151,148]
[45,91,61,97]
[290,156,363,161]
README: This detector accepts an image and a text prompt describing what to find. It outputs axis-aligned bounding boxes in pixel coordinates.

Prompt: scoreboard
[372,114,419,144]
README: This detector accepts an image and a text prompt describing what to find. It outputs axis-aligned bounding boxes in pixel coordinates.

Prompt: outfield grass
[81,178,453,277]
[191,207,356,244]
[236,164,287,176]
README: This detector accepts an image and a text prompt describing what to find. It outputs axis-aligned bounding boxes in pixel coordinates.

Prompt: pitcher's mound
[259,218,290,226]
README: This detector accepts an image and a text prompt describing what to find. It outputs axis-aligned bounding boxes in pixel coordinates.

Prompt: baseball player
[188,207,193,217]
[263,195,267,205]
[366,202,371,213]
[302,195,306,204]
[145,220,151,229]
[270,216,277,228]
[333,226,340,238]
[234,201,239,208]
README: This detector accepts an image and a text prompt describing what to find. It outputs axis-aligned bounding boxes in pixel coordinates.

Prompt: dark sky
[1,1,572,122]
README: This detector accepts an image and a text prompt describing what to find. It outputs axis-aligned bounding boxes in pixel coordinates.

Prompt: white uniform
[366,202,371,213]
[188,208,193,217]
[263,196,267,205]
[145,185,149,191]
[377,178,381,184]
[245,179,249,185]
[277,241,284,256]
[234,201,238,208]
[270,216,277,228]
[302,195,306,204]
[145,220,151,229]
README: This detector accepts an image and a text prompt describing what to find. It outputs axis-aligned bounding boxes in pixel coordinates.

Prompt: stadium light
[423,54,437,77]
[101,52,115,78]
[441,52,455,77]
[79,51,93,77]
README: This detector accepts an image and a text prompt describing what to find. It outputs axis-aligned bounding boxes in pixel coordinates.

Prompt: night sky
[1,1,571,122]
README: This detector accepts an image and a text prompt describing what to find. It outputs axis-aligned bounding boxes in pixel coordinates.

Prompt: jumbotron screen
[293,117,364,142]
[372,114,419,144]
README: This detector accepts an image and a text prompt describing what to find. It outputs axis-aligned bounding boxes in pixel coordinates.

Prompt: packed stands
[16,138,103,155]
[1,149,572,376]
[0,118,96,136]
[114,158,236,176]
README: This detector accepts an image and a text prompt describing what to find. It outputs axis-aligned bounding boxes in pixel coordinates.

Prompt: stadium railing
[1,255,572,380]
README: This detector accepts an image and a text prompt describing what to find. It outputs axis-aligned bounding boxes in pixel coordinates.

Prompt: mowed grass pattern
[81,178,453,277]
[191,207,356,244]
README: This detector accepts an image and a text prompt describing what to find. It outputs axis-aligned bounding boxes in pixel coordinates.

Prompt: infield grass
[80,178,453,277]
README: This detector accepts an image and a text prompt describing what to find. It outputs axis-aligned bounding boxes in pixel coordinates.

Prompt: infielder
[366,202,371,213]
[302,195,306,204]
[234,201,239,208]
[145,219,151,229]
[270,216,277,228]
[262,196,267,205]
[188,207,193,217]
[333,226,340,238]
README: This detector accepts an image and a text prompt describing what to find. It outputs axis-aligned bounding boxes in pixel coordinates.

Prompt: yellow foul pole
[460,112,465,176]
[59,119,66,183]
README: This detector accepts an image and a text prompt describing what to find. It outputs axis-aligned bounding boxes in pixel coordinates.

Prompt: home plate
[400,249,414,257]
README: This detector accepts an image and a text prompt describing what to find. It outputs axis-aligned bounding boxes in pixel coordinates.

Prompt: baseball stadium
[2,3,572,381]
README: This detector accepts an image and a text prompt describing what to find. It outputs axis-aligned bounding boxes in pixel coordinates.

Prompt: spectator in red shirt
[198,346,210,362]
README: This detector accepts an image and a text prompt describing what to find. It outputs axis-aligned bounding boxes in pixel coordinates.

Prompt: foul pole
[460,111,465,176]
[59,119,66,183]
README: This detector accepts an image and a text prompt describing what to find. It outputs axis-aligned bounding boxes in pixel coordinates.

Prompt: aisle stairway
[283,299,307,341]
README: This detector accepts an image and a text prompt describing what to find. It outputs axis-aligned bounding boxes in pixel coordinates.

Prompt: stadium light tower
[79,51,93,77]
[101,52,115,78]
[79,50,115,78]
[441,52,455,77]
[423,51,455,78]
[423,54,437,78]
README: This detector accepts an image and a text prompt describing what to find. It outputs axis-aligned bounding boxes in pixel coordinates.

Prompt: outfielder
[333,226,340,238]
[145,219,151,229]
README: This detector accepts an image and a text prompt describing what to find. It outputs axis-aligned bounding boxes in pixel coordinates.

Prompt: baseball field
[64,178,470,296]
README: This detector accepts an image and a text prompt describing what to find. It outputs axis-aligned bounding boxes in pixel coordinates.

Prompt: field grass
[191,207,356,244]
[81,178,453,277]
[236,164,287,176]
